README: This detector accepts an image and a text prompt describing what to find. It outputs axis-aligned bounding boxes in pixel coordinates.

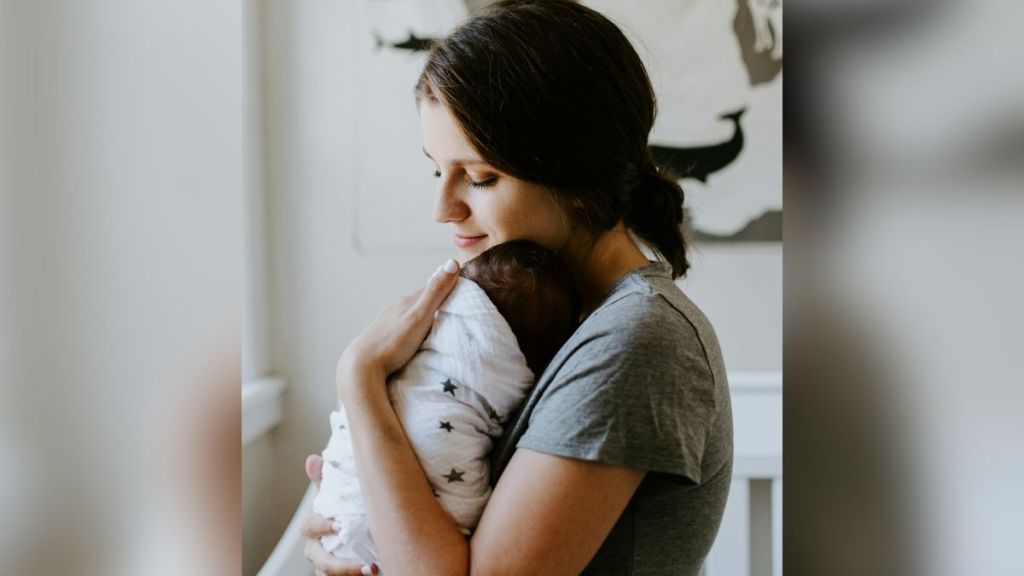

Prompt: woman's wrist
[336,352,384,400]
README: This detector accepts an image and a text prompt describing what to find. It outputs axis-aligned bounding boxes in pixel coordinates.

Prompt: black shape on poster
[650,109,746,184]
[687,209,782,243]
[374,30,436,52]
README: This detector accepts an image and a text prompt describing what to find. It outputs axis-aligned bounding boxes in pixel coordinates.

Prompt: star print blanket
[313,277,536,565]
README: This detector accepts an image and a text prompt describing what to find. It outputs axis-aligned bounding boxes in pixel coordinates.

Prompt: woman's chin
[458,245,488,263]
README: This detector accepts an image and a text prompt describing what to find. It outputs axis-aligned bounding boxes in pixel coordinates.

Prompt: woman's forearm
[338,360,470,575]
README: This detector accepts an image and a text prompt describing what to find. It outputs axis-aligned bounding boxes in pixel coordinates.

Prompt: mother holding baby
[302,1,733,574]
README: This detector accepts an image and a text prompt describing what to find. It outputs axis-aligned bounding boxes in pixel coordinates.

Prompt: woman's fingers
[303,538,366,576]
[338,258,460,380]
[306,454,324,489]
[301,509,372,575]
[412,258,460,321]
[300,511,338,538]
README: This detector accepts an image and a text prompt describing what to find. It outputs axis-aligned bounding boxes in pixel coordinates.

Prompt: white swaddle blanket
[313,277,536,567]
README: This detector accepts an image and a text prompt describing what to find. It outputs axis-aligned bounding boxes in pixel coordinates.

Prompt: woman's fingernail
[371,563,380,575]
[442,258,458,274]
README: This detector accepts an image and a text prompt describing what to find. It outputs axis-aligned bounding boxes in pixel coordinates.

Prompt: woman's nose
[433,179,470,223]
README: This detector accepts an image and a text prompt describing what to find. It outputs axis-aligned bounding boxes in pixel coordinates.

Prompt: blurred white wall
[1,1,243,575]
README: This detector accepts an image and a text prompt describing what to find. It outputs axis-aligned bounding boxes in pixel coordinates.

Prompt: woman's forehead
[419,100,485,166]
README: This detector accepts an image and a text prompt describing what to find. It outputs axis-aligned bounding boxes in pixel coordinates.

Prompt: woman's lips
[454,234,486,248]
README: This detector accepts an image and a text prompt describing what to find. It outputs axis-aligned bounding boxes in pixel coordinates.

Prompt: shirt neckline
[591,260,672,313]
[610,259,671,289]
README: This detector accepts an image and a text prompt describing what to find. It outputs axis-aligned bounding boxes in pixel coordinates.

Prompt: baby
[313,240,580,570]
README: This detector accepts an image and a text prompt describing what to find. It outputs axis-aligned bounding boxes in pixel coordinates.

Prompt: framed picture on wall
[349,0,782,252]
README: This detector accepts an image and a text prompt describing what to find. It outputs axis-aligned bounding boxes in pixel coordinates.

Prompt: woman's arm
[322,260,646,574]
[339,360,470,575]
[340,359,645,576]
[471,450,645,575]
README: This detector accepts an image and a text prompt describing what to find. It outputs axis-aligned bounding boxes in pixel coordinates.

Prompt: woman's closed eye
[432,170,496,189]
[467,175,496,188]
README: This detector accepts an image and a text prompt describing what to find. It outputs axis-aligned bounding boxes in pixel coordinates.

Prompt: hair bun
[640,162,660,184]
[626,160,689,277]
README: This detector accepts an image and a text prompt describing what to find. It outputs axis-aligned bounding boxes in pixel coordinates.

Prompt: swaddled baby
[313,240,580,570]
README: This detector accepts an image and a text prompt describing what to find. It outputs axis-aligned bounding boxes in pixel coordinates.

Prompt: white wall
[2,1,243,574]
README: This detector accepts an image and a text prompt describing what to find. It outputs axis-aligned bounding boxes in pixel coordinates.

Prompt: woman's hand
[338,259,461,391]
[300,455,379,576]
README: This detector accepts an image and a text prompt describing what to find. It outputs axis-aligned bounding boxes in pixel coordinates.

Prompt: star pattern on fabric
[485,404,503,424]
[439,420,454,432]
[329,460,341,469]
[442,468,465,483]
[441,378,457,396]
[337,423,346,431]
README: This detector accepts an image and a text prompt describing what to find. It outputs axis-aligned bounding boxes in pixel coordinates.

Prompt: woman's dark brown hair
[415,0,690,278]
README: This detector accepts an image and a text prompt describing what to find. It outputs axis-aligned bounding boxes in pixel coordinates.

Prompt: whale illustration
[649,108,746,184]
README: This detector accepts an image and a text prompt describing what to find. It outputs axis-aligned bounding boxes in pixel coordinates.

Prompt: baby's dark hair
[460,240,580,376]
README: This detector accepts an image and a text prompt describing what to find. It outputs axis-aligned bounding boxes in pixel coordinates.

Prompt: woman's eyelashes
[431,170,496,189]
[468,176,496,188]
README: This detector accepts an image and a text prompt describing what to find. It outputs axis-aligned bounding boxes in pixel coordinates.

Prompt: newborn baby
[313,240,580,570]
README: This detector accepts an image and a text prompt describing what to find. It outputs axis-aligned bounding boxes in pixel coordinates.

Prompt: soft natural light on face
[418,100,576,264]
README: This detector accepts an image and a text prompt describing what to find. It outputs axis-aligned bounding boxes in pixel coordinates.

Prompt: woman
[302,1,732,574]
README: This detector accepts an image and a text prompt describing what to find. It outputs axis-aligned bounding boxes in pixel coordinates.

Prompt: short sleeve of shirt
[516,292,718,483]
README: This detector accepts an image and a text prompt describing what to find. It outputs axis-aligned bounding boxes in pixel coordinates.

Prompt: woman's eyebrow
[422,147,488,167]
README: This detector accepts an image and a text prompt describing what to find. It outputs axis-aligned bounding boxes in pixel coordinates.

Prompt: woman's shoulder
[521,262,727,414]
[509,261,731,482]
[571,262,723,367]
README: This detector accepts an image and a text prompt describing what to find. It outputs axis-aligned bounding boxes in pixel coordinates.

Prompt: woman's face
[419,100,574,263]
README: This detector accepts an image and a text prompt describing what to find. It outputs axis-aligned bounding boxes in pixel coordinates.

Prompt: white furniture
[256,483,317,576]
[703,372,783,576]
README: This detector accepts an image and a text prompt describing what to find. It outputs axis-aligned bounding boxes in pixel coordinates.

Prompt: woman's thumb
[420,258,460,312]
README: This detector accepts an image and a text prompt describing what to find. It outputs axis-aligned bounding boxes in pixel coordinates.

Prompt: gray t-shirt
[489,261,733,575]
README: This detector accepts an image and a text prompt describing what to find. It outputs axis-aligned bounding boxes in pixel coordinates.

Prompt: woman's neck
[567,223,651,320]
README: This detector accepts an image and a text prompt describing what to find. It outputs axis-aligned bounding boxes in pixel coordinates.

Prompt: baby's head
[460,240,580,376]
